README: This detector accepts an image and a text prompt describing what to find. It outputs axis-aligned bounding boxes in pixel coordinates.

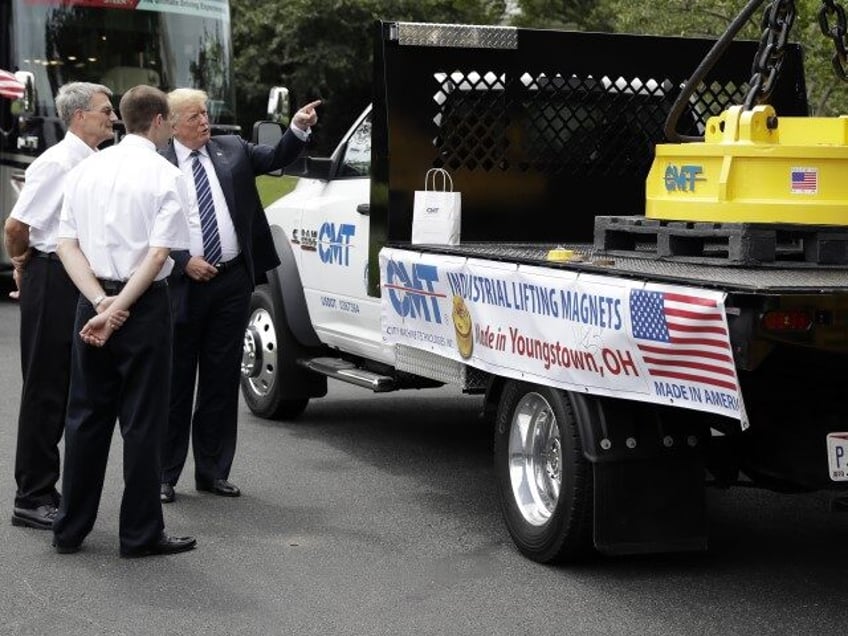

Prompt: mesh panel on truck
[370,22,808,248]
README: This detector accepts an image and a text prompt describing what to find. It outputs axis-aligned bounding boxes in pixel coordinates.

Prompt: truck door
[298,111,385,360]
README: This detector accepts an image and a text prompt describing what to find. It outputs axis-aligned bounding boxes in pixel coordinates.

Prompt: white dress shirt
[58,134,190,281]
[172,138,240,262]
[10,131,94,253]
[172,122,309,263]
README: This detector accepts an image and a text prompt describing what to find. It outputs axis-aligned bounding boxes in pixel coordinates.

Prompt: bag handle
[424,167,453,193]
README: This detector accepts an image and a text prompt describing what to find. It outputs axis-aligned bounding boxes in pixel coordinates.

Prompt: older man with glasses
[4,81,118,531]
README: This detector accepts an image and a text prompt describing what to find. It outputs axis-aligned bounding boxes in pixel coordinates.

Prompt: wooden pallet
[593,216,848,266]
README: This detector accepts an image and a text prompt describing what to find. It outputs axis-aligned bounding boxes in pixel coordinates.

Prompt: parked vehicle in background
[0,0,238,267]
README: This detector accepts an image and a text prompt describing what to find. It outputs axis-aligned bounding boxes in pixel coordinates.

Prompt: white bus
[0,0,237,266]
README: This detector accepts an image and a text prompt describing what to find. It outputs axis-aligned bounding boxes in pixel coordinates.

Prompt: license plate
[827,433,848,481]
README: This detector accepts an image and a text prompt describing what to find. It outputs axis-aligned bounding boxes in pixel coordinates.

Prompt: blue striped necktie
[190,150,222,265]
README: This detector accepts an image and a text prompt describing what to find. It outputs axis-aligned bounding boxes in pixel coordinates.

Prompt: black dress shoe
[196,478,240,497]
[160,483,175,504]
[52,538,81,554]
[11,504,58,530]
[120,532,197,558]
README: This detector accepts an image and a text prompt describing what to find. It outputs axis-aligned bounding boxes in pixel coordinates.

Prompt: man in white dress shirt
[52,84,196,558]
[4,82,117,531]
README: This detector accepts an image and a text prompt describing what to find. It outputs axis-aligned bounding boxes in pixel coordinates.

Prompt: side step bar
[298,357,395,392]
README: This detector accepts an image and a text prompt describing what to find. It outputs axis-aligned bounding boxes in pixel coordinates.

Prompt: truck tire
[240,285,309,420]
[494,381,594,563]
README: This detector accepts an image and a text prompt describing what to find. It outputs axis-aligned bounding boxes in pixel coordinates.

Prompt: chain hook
[744,0,796,109]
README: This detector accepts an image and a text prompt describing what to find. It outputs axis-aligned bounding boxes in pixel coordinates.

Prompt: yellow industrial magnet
[646,105,848,225]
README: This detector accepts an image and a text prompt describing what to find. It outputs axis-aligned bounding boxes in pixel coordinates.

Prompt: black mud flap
[570,394,710,556]
[593,456,707,556]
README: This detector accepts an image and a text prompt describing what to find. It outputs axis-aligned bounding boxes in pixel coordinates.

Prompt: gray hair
[55,82,113,126]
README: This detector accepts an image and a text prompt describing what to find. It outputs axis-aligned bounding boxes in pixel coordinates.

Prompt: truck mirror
[306,157,332,180]
[252,120,284,146]
[282,156,332,181]
[266,86,289,125]
[252,121,332,180]
[253,120,285,176]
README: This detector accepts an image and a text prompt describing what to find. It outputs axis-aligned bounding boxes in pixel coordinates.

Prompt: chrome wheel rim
[241,307,278,398]
[508,392,562,526]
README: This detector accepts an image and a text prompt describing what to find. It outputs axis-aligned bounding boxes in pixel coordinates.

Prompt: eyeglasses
[85,106,114,115]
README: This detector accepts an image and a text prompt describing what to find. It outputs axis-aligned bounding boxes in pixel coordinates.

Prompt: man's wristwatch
[92,294,106,309]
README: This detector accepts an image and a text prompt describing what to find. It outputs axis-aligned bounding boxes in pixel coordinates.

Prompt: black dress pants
[14,255,78,509]
[53,284,171,552]
[162,263,251,487]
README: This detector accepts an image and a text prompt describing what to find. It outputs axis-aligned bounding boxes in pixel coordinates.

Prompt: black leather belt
[215,253,243,273]
[31,248,60,261]
[97,278,168,295]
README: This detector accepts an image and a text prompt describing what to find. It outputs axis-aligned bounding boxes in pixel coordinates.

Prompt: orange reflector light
[761,310,813,332]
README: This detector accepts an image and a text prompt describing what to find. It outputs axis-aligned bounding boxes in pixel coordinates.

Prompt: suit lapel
[163,142,178,167]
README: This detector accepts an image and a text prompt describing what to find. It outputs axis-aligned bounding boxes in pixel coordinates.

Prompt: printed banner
[380,247,747,427]
[25,0,142,7]
[137,0,229,19]
[25,0,229,20]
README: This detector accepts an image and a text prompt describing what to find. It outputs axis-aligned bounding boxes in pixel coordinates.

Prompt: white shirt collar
[64,130,97,159]
[173,137,207,165]
[120,133,158,152]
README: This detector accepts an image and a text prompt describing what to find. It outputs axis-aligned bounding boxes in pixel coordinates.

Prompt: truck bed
[396,241,848,293]
[370,22,810,301]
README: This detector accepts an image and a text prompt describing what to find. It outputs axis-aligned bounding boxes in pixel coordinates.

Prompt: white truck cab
[241,105,407,423]
[268,107,389,362]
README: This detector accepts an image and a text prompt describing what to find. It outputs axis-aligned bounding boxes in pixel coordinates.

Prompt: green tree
[233,0,848,138]
[604,0,848,116]
[231,0,506,151]
[510,0,612,30]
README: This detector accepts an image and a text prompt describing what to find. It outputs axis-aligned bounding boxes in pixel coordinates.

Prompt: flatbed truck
[241,17,848,563]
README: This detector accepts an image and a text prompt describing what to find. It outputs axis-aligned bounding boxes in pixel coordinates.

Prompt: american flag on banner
[791,168,818,194]
[0,70,25,100]
[629,289,739,393]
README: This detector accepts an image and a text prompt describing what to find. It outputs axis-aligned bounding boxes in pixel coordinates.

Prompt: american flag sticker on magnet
[790,167,818,194]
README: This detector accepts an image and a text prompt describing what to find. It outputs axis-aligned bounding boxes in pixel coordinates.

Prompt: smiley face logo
[451,295,473,359]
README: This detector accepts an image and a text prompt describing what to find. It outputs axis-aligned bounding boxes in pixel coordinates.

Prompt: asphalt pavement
[0,279,847,635]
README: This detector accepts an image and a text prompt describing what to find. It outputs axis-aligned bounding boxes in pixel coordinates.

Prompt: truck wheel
[241,285,309,420]
[494,381,594,563]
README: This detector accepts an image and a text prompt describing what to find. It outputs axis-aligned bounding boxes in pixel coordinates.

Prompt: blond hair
[167,88,207,125]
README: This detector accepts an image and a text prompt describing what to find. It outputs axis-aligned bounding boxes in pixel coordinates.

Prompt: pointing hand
[292,100,321,131]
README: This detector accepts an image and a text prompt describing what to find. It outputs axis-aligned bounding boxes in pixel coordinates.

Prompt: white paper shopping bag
[411,168,461,245]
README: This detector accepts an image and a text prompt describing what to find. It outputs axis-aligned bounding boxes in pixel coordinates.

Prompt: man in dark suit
[160,89,319,502]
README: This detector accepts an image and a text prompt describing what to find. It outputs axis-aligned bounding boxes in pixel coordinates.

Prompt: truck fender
[484,379,658,461]
[486,378,708,462]
[266,224,322,348]
[567,394,708,463]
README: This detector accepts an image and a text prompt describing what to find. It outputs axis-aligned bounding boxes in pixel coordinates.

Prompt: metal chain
[744,0,796,109]
[819,0,848,80]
